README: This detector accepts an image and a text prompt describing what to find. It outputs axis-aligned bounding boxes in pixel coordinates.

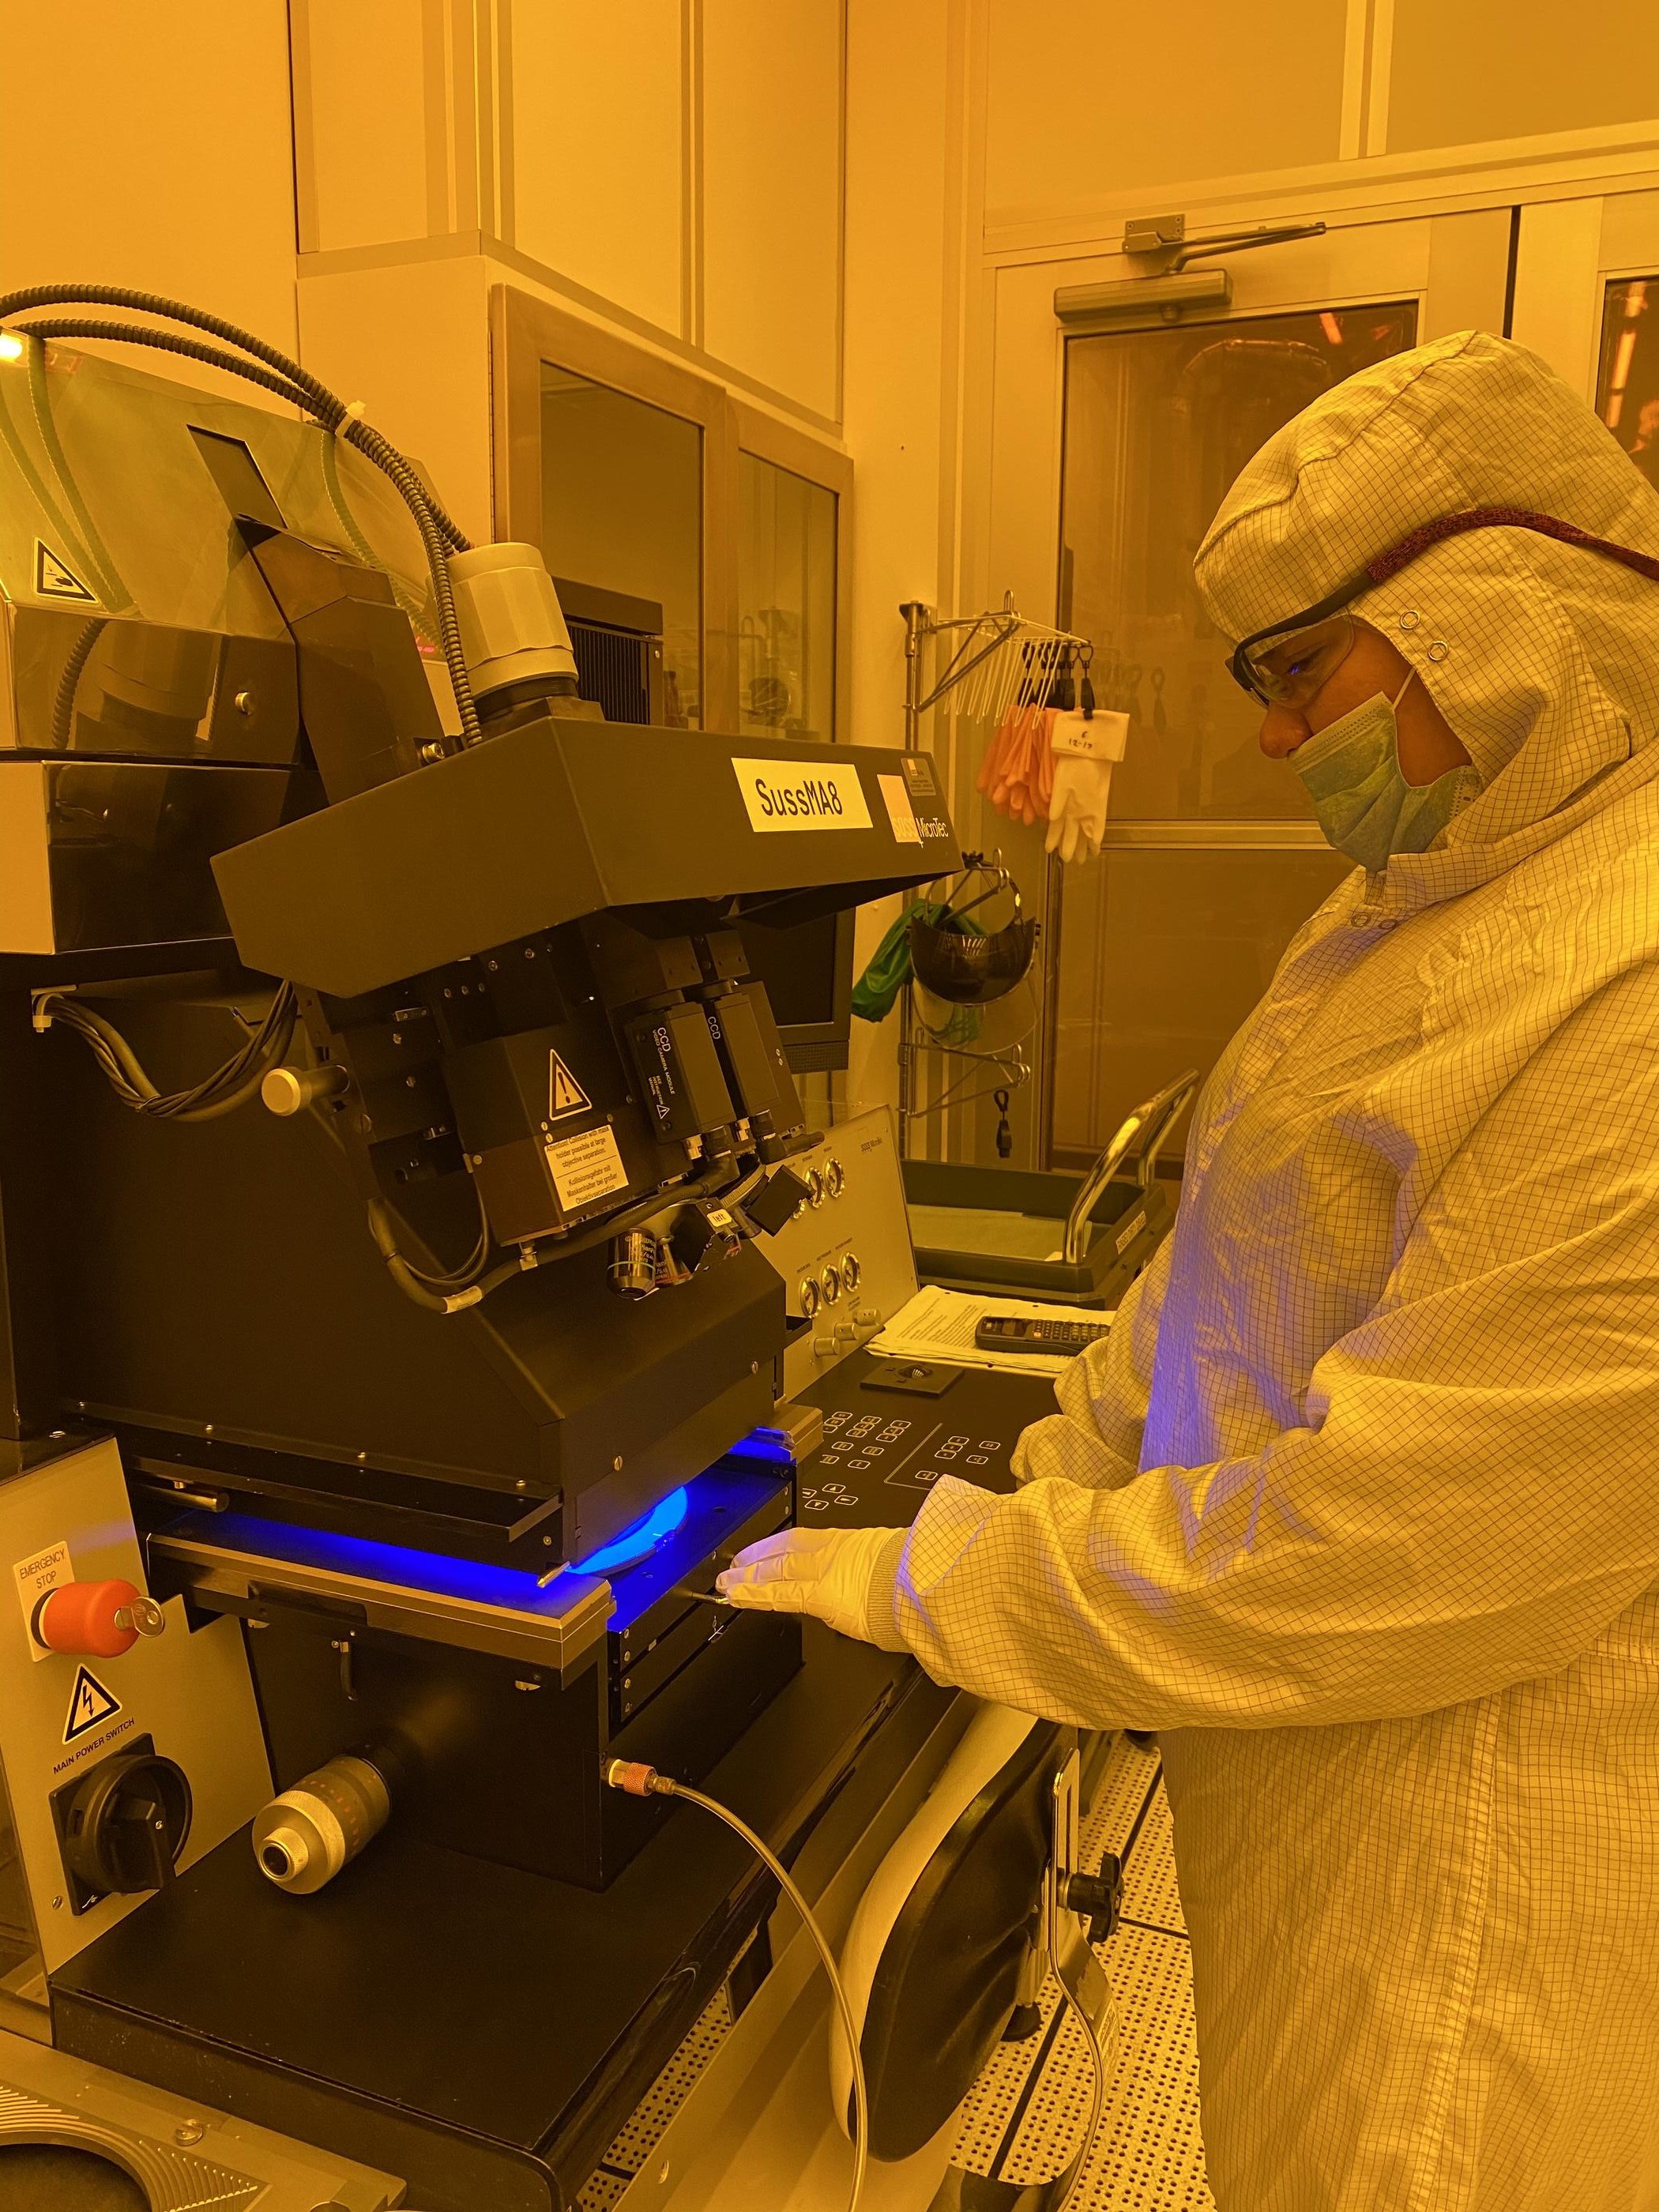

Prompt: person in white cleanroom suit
[720,330,1659,2210]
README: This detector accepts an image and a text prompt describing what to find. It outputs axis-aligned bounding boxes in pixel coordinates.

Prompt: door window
[1596,277,1659,490]
[1050,302,1418,1167]
[737,453,837,741]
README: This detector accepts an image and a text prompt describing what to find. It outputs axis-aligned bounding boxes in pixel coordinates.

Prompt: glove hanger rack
[897,600,1092,1156]
[900,592,1092,750]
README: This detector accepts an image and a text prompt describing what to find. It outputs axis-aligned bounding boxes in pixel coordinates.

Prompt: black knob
[1064,1853,1123,1945]
[59,1749,192,1904]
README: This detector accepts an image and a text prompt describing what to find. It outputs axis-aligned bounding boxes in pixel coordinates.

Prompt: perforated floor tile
[991,1983,1111,2188]
[1077,1924,1211,2209]
[949,1975,1067,2176]
[1119,1781,1186,1937]
[575,2162,633,2210]
[600,1985,735,2175]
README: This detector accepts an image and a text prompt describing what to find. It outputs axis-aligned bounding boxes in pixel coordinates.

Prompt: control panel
[0,1436,271,1988]
[754,1106,916,1398]
[792,1351,1061,1529]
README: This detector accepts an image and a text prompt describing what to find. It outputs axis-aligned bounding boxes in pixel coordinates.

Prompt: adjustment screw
[233,690,254,717]
[612,1455,623,1473]
[174,2120,205,2146]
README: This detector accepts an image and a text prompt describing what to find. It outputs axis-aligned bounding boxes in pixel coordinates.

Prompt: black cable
[38,986,298,1123]
[367,1152,752,1318]
[367,1183,489,1293]
[13,320,314,414]
[50,615,106,748]
[366,1195,492,1313]
[0,288,480,740]
[0,285,473,549]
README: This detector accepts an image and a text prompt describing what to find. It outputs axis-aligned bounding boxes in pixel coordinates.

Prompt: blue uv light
[569,1484,690,1575]
[169,1510,584,1616]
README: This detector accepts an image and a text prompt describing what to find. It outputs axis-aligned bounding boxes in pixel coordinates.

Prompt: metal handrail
[1060,1068,1199,1265]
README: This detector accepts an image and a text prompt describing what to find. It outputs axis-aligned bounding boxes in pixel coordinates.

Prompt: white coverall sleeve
[1008,1232,1172,1492]
[894,969,1659,1731]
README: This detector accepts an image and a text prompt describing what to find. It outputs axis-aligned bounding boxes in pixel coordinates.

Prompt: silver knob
[261,1064,348,1117]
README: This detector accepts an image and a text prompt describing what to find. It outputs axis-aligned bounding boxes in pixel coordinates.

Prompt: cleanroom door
[1503,188,1659,483]
[1021,214,1519,1172]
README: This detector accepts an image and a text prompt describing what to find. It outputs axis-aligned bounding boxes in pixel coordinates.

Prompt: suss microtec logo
[750,773,845,821]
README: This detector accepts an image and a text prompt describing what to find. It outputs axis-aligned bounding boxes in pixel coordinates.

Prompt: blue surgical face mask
[1291,673,1479,871]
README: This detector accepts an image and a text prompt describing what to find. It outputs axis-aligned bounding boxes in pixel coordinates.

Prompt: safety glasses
[1224,506,1659,708]
[1232,611,1356,707]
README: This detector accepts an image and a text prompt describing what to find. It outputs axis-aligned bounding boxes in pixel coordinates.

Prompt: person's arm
[893,967,1659,1730]
[1009,1229,1173,1492]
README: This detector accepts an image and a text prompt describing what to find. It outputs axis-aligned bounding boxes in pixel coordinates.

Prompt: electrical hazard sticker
[63,1665,121,1745]
[547,1050,590,1121]
[34,540,98,604]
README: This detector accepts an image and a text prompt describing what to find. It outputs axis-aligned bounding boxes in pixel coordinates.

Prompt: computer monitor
[736,908,853,1074]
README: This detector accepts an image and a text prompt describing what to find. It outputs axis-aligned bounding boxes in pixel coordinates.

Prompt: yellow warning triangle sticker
[63,1664,121,1744]
[548,1049,590,1120]
[34,540,98,604]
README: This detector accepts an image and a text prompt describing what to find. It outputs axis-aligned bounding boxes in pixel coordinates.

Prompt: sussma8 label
[733,758,873,832]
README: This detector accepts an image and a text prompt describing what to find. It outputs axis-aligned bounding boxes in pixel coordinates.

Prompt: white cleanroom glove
[717,1524,909,1650]
[1044,708,1128,863]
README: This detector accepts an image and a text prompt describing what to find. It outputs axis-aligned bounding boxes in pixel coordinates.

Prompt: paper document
[871,1283,1113,1378]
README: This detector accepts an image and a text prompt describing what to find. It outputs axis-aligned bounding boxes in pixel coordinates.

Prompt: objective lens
[252,1753,391,1895]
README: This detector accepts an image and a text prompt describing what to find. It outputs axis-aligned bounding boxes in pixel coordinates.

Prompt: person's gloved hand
[717,1525,909,1650]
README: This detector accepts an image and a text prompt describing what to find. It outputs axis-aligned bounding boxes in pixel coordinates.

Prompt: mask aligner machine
[0,319,962,2209]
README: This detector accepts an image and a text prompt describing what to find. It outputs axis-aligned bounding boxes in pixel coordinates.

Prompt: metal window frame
[491,284,852,741]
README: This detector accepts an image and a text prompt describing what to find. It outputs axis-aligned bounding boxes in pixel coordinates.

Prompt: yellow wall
[13,0,1656,1139]
[0,0,299,367]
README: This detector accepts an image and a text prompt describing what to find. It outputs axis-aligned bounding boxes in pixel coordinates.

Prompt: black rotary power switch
[51,1736,193,1913]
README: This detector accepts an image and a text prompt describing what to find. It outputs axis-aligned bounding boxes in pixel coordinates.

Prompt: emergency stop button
[32,1579,165,1659]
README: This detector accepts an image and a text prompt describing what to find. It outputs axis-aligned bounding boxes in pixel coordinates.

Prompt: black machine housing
[0,338,965,2206]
